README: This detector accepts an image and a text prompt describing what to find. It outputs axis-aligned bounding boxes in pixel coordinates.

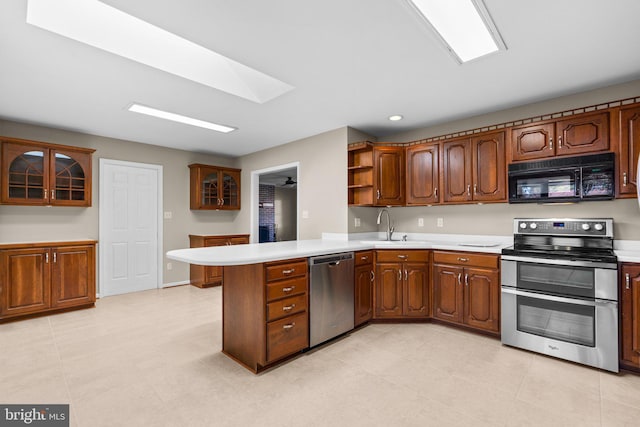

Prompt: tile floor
[1,285,640,427]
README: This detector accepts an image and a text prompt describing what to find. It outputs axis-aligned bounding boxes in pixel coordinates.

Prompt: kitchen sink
[360,240,431,246]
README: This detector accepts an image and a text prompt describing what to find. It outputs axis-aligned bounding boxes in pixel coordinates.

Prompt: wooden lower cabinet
[189,234,249,287]
[354,251,374,326]
[621,264,640,371]
[432,251,500,334]
[0,241,96,321]
[222,258,309,372]
[374,250,429,319]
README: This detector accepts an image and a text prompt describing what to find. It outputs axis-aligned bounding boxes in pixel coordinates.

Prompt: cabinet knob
[457,273,462,285]
[376,190,381,200]
[370,270,375,282]
[549,137,553,150]
[283,323,295,330]
[45,252,49,263]
[397,254,408,260]
[51,189,55,200]
[283,304,296,312]
[282,268,295,275]
[626,273,631,290]
[434,187,438,198]
[361,256,368,261]
[457,257,469,262]
[623,172,628,186]
[464,273,469,286]
[467,185,471,197]
[558,136,562,147]
[282,286,296,293]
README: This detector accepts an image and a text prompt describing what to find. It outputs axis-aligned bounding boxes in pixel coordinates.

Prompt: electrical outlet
[164,211,172,219]
[437,217,444,227]
[167,262,173,270]
[418,218,424,227]
[355,217,361,227]
[302,210,309,219]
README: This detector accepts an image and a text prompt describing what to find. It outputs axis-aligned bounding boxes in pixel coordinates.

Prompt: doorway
[251,163,299,243]
[99,159,163,296]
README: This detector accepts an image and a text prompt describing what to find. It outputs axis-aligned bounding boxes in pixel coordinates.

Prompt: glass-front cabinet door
[201,169,220,208]
[221,170,240,209]
[1,139,94,206]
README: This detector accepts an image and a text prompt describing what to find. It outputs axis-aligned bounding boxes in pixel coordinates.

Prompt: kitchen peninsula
[167,234,510,372]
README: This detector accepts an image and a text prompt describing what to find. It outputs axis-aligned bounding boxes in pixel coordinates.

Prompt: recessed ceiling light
[407,0,506,63]
[26,0,293,103]
[128,104,236,133]
[389,115,404,121]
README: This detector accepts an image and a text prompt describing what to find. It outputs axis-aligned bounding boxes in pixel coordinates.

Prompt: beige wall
[0,120,238,285]
[348,79,640,239]
[274,187,297,241]
[234,127,351,239]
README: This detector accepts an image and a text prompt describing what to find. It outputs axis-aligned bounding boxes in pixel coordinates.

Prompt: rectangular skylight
[26,0,293,103]
[128,104,236,133]
[408,0,506,63]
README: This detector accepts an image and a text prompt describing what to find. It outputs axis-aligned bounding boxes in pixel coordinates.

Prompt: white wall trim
[250,162,300,243]
[162,280,190,288]
[99,158,163,295]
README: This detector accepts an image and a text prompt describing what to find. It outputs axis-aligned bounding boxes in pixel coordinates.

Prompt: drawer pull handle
[457,257,469,262]
[397,255,408,260]
[370,270,375,282]
[282,286,296,293]
[464,273,469,286]
[458,273,462,285]
[282,268,295,275]
[361,256,368,261]
[283,323,295,330]
[549,137,553,150]
[626,273,631,290]
[283,304,296,312]
[623,172,628,186]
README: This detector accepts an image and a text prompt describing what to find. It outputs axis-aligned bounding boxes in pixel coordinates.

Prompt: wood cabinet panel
[618,106,640,196]
[189,164,241,210]
[404,263,430,317]
[189,234,249,288]
[464,267,500,332]
[621,264,640,370]
[406,143,440,205]
[355,264,374,327]
[266,312,309,363]
[374,147,405,206]
[555,113,609,156]
[265,259,307,282]
[471,132,505,201]
[51,245,95,309]
[433,264,463,323]
[442,139,472,203]
[266,294,306,322]
[375,263,403,318]
[432,251,499,269]
[354,251,373,266]
[511,123,555,161]
[1,137,94,207]
[0,241,96,321]
[266,277,307,302]
[376,250,429,263]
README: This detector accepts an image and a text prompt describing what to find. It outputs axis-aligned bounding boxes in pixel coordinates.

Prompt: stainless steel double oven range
[501,218,619,372]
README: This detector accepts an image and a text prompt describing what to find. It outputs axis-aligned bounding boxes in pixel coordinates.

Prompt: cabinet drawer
[266,294,307,322]
[376,250,429,263]
[204,238,228,247]
[265,260,307,282]
[355,251,374,266]
[266,312,309,362]
[266,277,308,302]
[432,251,498,268]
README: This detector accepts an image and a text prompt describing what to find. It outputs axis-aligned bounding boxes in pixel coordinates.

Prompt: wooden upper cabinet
[471,131,506,202]
[373,146,405,206]
[1,137,94,206]
[189,164,241,210]
[510,112,609,162]
[442,138,472,203]
[406,142,440,205]
[348,142,374,206]
[618,105,640,197]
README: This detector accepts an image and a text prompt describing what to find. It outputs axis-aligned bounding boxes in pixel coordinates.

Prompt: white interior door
[100,159,162,296]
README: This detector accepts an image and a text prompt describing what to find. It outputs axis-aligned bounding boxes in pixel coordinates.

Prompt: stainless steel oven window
[517,262,594,298]
[516,295,595,347]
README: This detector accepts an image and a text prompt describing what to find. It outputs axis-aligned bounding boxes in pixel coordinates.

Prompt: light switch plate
[355,218,361,227]
[437,217,444,227]
[418,218,424,227]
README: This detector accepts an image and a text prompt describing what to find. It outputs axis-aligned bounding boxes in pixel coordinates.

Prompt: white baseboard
[162,280,190,288]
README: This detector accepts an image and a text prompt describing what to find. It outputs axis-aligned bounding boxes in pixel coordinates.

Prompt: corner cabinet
[348,142,374,206]
[432,251,500,335]
[0,241,96,322]
[188,234,249,287]
[189,164,241,210]
[621,264,640,371]
[1,137,95,206]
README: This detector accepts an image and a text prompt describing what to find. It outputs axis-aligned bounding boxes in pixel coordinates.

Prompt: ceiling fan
[282,176,297,187]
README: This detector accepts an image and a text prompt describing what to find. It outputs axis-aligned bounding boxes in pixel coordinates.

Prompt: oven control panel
[514,218,612,237]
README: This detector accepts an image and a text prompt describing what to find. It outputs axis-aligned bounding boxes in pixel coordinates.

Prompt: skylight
[407,0,506,63]
[26,0,294,103]
[128,104,236,133]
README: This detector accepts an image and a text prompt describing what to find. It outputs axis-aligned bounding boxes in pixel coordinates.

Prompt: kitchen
[2,0,640,426]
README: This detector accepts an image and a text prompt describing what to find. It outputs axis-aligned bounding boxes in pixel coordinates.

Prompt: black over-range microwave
[508,152,615,203]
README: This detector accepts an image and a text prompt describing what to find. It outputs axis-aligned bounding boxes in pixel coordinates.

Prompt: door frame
[250,162,300,243]
[99,158,163,297]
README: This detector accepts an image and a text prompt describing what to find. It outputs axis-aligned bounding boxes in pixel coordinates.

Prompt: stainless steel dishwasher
[309,252,354,347]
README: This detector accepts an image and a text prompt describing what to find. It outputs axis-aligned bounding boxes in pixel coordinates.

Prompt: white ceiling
[1,0,640,158]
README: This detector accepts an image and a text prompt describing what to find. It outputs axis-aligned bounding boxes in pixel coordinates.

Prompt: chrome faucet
[376,208,395,241]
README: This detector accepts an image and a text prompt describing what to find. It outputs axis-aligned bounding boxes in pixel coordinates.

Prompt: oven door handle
[501,287,616,307]
[500,254,616,269]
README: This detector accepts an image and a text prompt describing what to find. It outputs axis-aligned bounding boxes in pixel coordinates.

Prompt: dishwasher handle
[309,252,354,266]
